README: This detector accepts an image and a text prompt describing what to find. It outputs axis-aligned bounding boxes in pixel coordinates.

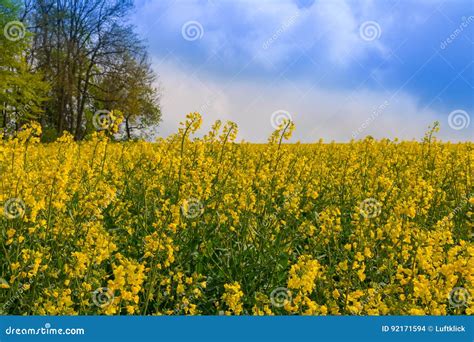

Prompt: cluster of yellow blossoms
[0,115,472,315]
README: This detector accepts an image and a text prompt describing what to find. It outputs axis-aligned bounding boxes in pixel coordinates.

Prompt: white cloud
[132,0,390,68]
[153,61,469,142]
[132,0,471,142]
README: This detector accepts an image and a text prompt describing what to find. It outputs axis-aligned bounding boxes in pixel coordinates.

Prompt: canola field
[0,113,473,315]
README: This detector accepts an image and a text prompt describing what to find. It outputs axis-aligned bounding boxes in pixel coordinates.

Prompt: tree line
[0,0,161,141]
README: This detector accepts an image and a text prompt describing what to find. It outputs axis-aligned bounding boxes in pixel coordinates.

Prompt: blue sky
[131,0,473,142]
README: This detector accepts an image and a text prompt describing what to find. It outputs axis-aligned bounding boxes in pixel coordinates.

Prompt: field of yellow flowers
[0,113,473,315]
